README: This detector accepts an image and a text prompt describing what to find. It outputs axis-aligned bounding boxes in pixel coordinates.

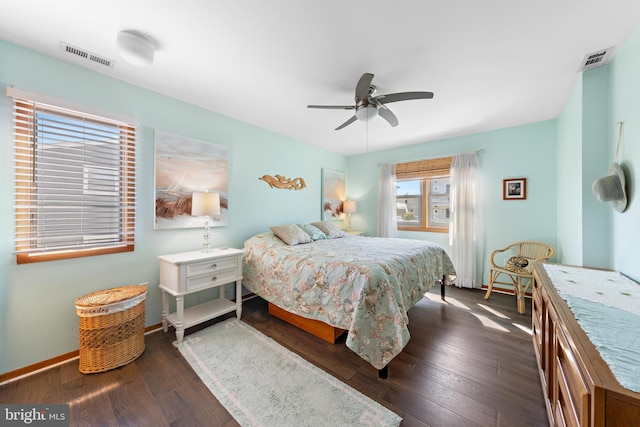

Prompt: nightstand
[158,248,244,344]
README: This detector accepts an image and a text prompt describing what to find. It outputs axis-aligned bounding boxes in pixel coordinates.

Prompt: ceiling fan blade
[374,91,434,105]
[378,105,399,127]
[335,115,357,130]
[307,104,355,110]
[355,73,375,101]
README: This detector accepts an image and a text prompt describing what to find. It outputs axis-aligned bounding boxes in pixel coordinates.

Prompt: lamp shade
[116,30,154,66]
[192,192,221,216]
[343,200,356,214]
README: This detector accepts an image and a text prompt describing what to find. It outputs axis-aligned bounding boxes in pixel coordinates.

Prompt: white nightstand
[158,248,244,344]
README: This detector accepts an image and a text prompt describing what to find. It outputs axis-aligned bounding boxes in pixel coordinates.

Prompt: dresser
[159,248,244,344]
[532,262,640,426]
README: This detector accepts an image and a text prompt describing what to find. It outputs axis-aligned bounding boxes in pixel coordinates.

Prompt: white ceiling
[2,1,640,156]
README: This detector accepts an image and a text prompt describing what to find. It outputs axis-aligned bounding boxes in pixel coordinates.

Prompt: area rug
[178,318,402,427]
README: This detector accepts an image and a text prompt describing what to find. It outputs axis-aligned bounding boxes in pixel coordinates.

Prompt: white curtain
[377,163,397,238]
[449,153,482,288]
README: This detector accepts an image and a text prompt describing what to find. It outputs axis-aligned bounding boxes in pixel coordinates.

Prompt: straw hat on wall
[592,162,628,213]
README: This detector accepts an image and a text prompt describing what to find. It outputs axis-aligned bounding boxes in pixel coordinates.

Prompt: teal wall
[608,22,640,280]
[0,41,346,374]
[3,18,640,375]
[555,68,611,268]
[581,67,611,268]
[555,21,640,281]
[556,74,584,265]
[348,120,559,284]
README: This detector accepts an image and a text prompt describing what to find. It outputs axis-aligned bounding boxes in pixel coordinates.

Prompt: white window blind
[10,91,136,263]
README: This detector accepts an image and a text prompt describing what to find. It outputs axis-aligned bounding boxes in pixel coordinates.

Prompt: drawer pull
[212,276,217,282]
[211,264,217,269]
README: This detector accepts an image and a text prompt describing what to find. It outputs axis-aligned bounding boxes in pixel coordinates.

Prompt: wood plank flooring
[0,286,549,426]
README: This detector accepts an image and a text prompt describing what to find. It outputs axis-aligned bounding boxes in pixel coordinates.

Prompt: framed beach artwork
[154,130,229,229]
[503,178,526,200]
[321,168,346,220]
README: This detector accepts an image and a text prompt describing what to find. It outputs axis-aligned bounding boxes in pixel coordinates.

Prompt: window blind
[395,156,452,180]
[11,94,136,263]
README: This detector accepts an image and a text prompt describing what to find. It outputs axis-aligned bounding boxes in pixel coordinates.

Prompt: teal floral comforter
[242,233,456,369]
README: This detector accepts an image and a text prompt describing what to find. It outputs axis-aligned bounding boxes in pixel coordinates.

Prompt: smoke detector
[116,30,155,67]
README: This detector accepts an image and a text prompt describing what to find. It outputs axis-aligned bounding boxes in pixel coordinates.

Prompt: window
[9,88,136,264]
[396,156,451,232]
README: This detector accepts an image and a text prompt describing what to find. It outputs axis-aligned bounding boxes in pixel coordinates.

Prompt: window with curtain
[9,89,137,264]
[395,156,452,232]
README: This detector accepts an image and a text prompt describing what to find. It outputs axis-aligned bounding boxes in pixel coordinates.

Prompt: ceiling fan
[307,73,434,130]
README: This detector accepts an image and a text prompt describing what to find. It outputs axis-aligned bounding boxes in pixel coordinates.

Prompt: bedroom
[1,1,640,425]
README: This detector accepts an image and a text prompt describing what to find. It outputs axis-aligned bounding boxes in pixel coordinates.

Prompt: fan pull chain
[615,121,624,163]
[366,116,369,152]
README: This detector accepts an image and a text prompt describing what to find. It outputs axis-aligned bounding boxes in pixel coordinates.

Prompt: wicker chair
[484,241,555,314]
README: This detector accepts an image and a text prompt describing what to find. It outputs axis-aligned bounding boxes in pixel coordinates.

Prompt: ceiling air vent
[60,42,115,68]
[579,46,614,72]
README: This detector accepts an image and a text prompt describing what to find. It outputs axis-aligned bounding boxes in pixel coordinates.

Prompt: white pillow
[270,224,312,245]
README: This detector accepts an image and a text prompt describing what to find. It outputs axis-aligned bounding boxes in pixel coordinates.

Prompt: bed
[241,222,456,376]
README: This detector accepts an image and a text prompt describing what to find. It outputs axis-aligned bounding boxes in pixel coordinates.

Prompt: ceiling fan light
[355,105,378,122]
[116,30,154,66]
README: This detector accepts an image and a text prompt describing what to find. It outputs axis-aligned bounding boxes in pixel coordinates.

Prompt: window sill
[16,244,134,264]
[398,227,449,234]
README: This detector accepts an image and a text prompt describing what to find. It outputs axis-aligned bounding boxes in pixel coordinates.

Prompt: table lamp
[192,191,221,252]
[343,200,356,232]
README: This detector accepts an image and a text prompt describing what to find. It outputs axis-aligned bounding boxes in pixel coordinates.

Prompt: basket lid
[75,285,146,307]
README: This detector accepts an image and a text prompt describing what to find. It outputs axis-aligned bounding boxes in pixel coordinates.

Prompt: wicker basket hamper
[75,285,147,374]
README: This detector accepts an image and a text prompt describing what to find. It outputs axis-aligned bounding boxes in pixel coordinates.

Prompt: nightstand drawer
[186,268,238,292]
[186,256,237,277]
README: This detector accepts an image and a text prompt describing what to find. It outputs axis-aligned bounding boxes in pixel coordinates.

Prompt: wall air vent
[579,46,614,72]
[59,42,115,68]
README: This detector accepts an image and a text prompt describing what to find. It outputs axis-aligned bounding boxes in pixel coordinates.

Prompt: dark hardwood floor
[0,286,548,426]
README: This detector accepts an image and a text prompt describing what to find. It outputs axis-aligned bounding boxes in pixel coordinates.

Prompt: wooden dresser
[532,262,640,426]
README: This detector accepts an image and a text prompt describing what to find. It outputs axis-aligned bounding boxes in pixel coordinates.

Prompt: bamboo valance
[395,156,452,180]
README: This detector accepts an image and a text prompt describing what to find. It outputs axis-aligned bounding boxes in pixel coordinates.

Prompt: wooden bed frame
[268,303,346,344]
[266,278,447,379]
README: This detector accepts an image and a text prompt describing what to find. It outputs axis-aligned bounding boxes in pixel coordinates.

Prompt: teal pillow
[298,224,328,240]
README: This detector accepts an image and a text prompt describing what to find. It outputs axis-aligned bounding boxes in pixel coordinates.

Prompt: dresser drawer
[186,268,238,292]
[532,305,543,359]
[555,326,590,427]
[186,256,237,277]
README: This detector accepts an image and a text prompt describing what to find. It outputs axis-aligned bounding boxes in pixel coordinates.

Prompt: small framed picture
[503,178,526,200]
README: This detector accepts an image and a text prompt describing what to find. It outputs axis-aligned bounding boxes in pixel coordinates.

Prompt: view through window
[396,157,451,232]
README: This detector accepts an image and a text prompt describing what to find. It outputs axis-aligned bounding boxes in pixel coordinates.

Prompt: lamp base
[201,216,212,252]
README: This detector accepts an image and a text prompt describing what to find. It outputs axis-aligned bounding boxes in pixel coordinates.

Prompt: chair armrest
[489,246,513,268]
